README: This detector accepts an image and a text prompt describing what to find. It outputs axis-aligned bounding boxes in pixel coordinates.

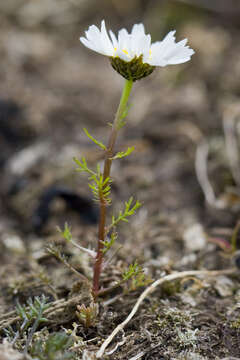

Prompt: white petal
[149,31,194,66]
[109,30,118,49]
[80,21,195,68]
[117,28,133,60]
[83,25,105,54]
[162,30,176,41]
[141,34,151,62]
[80,20,114,56]
[129,23,151,62]
[131,23,145,37]
[162,40,194,64]
[115,49,130,61]
[151,30,176,54]
[85,25,100,44]
[100,20,114,56]
[80,37,99,53]
[118,28,130,49]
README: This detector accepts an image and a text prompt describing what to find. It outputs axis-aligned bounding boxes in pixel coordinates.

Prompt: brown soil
[1,1,240,359]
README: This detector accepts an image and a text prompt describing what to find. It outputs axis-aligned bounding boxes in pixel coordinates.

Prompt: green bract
[110,55,155,81]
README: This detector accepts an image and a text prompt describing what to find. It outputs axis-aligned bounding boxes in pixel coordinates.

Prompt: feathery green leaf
[83,128,106,150]
[111,146,135,160]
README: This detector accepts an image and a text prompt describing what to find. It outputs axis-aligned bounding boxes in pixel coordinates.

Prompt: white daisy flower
[80,20,195,81]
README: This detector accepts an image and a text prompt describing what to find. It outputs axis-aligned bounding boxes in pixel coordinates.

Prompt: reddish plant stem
[92,79,133,297]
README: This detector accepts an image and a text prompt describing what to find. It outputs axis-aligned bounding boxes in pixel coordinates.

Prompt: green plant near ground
[76,303,99,328]
[30,332,76,360]
[4,296,76,359]
[71,82,144,299]
[4,295,49,352]
[55,20,194,299]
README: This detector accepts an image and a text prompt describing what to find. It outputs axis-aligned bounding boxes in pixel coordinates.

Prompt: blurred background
[2,3,240,356]
[1,0,240,245]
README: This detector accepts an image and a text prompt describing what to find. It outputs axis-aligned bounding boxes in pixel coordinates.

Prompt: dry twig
[96,268,236,358]
[195,140,221,208]
[0,294,85,331]
[223,115,240,187]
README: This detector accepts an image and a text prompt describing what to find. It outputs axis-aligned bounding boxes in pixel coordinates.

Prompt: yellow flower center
[149,49,152,59]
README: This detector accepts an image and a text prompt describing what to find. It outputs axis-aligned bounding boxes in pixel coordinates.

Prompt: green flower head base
[110,55,155,81]
[80,21,195,81]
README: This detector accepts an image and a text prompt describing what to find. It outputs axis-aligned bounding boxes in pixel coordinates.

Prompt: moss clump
[161,280,181,296]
